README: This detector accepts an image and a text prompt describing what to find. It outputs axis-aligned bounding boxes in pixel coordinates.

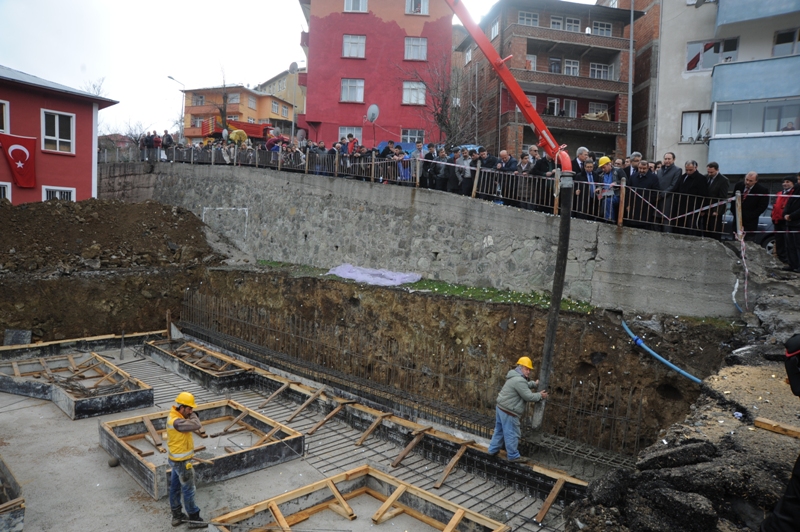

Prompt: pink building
[0,65,116,204]
[297,0,453,147]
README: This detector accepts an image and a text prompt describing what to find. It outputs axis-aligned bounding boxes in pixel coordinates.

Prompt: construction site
[0,196,799,532]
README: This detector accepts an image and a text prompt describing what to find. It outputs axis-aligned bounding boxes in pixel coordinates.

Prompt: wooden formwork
[145,340,254,392]
[0,352,153,419]
[210,464,511,532]
[99,399,304,500]
[0,454,24,532]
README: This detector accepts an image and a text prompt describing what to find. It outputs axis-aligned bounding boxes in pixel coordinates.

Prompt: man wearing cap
[760,334,800,531]
[487,357,548,463]
[167,392,206,528]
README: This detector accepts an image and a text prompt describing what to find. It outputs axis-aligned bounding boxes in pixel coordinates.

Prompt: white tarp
[326,264,421,286]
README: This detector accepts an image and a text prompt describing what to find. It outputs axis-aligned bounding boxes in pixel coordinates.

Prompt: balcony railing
[508,23,631,51]
[502,111,625,134]
[510,68,627,93]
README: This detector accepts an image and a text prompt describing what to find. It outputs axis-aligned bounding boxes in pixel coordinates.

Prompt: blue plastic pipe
[621,321,702,384]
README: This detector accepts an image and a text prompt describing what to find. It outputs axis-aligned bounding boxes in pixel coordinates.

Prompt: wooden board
[755,417,800,439]
[533,478,566,526]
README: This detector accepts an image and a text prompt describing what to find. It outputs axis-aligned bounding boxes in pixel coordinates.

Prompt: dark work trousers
[761,452,800,532]
[774,221,789,263]
[786,228,800,271]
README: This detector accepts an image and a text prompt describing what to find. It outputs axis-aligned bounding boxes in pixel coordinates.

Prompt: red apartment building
[297,0,453,147]
[456,0,641,158]
[0,65,116,205]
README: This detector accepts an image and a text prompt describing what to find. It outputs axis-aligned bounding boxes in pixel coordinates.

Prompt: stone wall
[99,162,762,317]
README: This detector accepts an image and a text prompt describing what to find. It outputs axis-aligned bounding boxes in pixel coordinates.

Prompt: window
[401,129,424,143]
[228,93,240,104]
[279,79,286,92]
[338,126,362,140]
[550,16,563,30]
[564,59,579,76]
[344,0,367,12]
[0,100,7,133]
[405,37,427,60]
[588,102,608,115]
[42,110,74,153]
[282,105,289,117]
[343,34,366,58]
[465,48,472,64]
[547,98,559,115]
[248,117,256,124]
[526,54,537,71]
[0,182,9,202]
[681,111,711,142]
[248,96,257,109]
[267,84,274,95]
[608,0,618,7]
[405,0,428,15]
[490,19,499,39]
[566,18,581,32]
[686,39,738,71]
[341,79,365,102]
[259,119,270,124]
[518,11,538,26]
[715,97,800,136]
[590,63,613,79]
[564,99,577,118]
[528,95,537,109]
[402,81,426,105]
[592,21,612,37]
[272,101,279,113]
[192,117,204,128]
[43,186,75,202]
[227,115,239,121]
[192,95,204,106]
[773,29,800,57]
[549,57,562,74]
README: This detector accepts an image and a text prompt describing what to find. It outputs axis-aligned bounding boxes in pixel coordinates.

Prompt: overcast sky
[0,0,595,135]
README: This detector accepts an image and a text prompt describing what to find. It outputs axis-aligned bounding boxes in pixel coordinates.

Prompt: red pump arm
[444,0,572,172]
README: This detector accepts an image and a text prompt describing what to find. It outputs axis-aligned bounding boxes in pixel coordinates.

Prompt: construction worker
[167,392,206,528]
[487,357,548,463]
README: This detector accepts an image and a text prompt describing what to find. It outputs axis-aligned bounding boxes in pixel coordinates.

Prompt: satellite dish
[366,104,380,123]
[289,62,299,74]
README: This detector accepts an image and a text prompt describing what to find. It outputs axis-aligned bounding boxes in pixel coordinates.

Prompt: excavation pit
[99,399,304,499]
[0,454,24,532]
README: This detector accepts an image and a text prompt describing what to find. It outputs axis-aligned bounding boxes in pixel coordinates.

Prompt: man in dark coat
[657,152,682,232]
[702,162,730,238]
[781,183,800,273]
[626,159,660,229]
[733,171,770,240]
[669,160,709,236]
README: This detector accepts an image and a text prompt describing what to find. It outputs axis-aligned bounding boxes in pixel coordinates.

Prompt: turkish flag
[0,133,37,188]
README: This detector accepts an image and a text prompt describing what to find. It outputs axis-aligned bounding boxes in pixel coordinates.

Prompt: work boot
[171,508,188,527]
[187,512,206,529]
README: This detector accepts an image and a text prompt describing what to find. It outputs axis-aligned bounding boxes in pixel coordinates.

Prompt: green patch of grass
[679,315,743,331]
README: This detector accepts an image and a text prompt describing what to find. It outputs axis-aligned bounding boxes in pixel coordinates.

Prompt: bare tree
[81,77,107,97]
[121,120,151,146]
[214,70,229,132]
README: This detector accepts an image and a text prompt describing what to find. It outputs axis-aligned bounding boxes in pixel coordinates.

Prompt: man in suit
[572,147,590,182]
[657,152,682,232]
[782,181,800,272]
[669,160,709,236]
[627,159,660,229]
[733,171,770,240]
[703,162,730,238]
[624,151,642,179]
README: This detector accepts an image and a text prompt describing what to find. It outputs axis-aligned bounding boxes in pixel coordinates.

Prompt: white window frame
[772,28,799,57]
[547,97,560,115]
[248,96,257,109]
[563,99,577,118]
[681,110,712,142]
[228,93,240,104]
[272,101,279,113]
[247,117,256,124]
[259,119,271,124]
[564,59,579,76]
[550,16,563,30]
[608,0,618,7]
[490,19,499,39]
[686,38,738,71]
[526,54,537,71]
[0,181,10,202]
[465,47,472,64]
[338,126,362,140]
[518,11,538,27]
[590,62,613,80]
[713,97,800,137]
[402,81,426,105]
[405,0,428,15]
[0,100,8,133]
[41,109,75,154]
[341,79,365,102]
[279,79,286,92]
[343,34,366,58]
[549,57,562,74]
[592,21,612,37]
[588,102,609,115]
[282,105,289,118]
[192,117,204,128]
[344,0,367,13]
[404,37,427,61]
[566,17,581,32]
[42,186,76,202]
[401,129,425,143]
[192,95,204,106]
[227,115,239,121]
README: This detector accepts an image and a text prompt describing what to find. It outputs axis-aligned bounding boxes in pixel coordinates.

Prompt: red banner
[0,133,37,188]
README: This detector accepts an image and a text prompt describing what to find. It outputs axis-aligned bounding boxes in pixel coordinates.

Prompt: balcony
[717,0,800,29]
[712,55,800,103]
[502,111,626,135]
[508,23,631,52]
[708,134,800,176]
[510,68,627,99]
[186,103,240,115]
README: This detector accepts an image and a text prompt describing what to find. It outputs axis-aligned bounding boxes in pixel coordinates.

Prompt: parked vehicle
[722,204,776,253]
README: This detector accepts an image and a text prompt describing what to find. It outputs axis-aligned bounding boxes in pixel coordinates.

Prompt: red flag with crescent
[0,133,37,188]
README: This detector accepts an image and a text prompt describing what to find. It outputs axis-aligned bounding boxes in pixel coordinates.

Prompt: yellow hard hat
[175,392,197,408]
[598,156,612,167]
[516,357,534,370]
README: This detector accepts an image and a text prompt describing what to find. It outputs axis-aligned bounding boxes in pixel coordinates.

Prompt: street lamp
[288,63,298,142]
[167,76,185,143]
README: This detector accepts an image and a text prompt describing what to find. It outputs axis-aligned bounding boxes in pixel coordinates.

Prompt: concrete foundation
[145,340,254,393]
[0,352,153,419]
[0,331,163,360]
[0,454,24,532]
[98,399,304,500]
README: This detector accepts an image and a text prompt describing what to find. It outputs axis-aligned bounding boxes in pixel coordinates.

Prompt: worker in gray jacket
[487,356,548,462]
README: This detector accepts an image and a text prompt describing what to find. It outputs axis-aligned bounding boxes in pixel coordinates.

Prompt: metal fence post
[371,158,375,183]
[617,177,626,227]
[735,190,743,239]
[278,145,283,172]
[471,162,481,198]
[304,148,310,174]
[415,157,421,188]
[553,171,560,215]
[334,151,339,177]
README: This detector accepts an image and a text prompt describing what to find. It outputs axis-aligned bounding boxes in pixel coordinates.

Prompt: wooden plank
[38,358,52,375]
[533,478,566,526]
[434,440,474,489]
[325,480,355,520]
[268,501,291,531]
[142,417,165,453]
[0,497,25,513]
[250,425,282,448]
[307,401,356,435]
[443,508,466,532]
[755,417,800,439]
[355,412,392,446]
[257,381,295,409]
[222,411,249,433]
[372,484,406,524]
[391,428,432,468]
[11,361,20,377]
[285,386,325,422]
[67,354,78,372]
[208,426,247,438]
[92,368,119,388]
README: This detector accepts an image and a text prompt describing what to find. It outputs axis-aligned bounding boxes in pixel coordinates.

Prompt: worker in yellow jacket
[167,392,205,528]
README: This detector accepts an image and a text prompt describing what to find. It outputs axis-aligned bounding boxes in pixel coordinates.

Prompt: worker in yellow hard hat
[487,357,548,463]
[167,392,206,528]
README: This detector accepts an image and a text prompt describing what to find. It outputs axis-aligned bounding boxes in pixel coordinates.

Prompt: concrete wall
[99,163,758,318]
